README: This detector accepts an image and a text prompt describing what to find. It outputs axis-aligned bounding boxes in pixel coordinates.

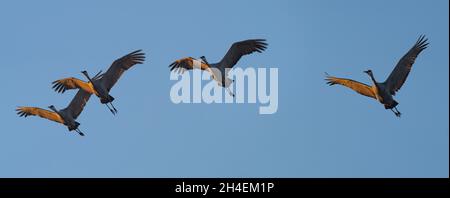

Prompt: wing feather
[169,57,194,74]
[52,77,94,94]
[101,50,145,91]
[16,107,64,124]
[217,39,268,69]
[169,57,211,74]
[325,75,376,99]
[385,35,429,95]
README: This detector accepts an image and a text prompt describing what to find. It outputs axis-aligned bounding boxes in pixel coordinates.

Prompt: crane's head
[363,70,373,75]
[81,70,88,75]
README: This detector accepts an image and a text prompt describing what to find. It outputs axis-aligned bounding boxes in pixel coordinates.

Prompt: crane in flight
[16,89,92,136]
[325,35,429,117]
[169,39,268,97]
[51,50,145,115]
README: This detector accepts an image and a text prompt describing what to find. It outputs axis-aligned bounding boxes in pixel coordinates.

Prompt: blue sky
[0,0,448,177]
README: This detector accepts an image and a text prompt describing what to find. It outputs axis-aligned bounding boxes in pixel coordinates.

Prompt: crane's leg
[394,107,401,117]
[390,109,397,116]
[391,108,401,117]
[110,102,118,114]
[226,87,235,97]
[105,103,116,115]
[75,128,85,136]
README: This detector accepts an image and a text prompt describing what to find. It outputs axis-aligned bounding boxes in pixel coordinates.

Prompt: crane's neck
[82,71,102,92]
[82,71,105,98]
[82,72,94,84]
[49,106,59,113]
[367,72,378,86]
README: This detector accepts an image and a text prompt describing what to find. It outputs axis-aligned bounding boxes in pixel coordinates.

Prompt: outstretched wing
[385,35,429,95]
[217,39,268,69]
[168,57,210,74]
[16,107,64,124]
[62,89,92,119]
[52,77,92,94]
[101,50,145,91]
[169,57,194,74]
[325,75,376,99]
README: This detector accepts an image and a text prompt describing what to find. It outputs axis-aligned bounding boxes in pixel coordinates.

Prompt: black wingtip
[415,35,429,51]
[417,35,428,44]
[131,49,143,54]
[325,80,335,86]
[324,73,336,86]
[253,38,267,42]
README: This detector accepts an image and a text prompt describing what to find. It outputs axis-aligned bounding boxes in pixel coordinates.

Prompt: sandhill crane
[51,50,145,115]
[169,39,268,96]
[16,89,92,136]
[325,35,429,117]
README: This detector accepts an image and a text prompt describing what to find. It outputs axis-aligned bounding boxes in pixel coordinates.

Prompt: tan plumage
[16,107,64,124]
[52,77,97,95]
[325,75,376,99]
[169,57,212,74]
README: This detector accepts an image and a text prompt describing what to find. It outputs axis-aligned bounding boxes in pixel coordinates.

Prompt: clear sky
[0,0,448,178]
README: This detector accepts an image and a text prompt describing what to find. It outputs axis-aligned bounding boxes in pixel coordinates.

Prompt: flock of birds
[15,36,429,136]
